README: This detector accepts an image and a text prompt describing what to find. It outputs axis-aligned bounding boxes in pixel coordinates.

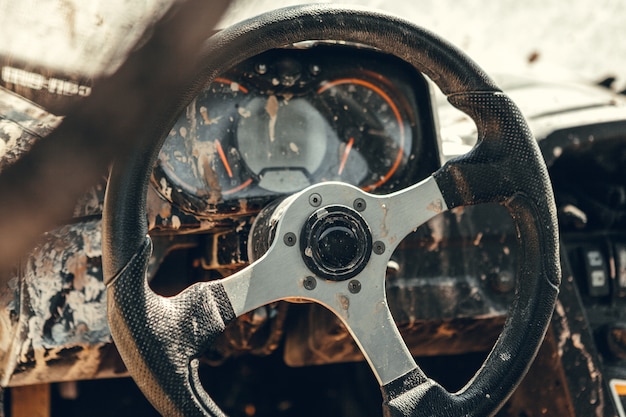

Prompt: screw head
[373,241,386,255]
[283,232,297,246]
[353,198,366,212]
[303,276,317,290]
[348,280,361,294]
[309,193,322,207]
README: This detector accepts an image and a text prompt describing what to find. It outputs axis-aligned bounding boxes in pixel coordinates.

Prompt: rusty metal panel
[0,219,126,387]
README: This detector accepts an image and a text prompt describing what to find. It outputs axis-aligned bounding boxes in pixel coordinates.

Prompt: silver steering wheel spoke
[221,178,445,387]
[367,176,448,254]
[222,177,446,317]
[221,244,312,317]
[323,268,423,386]
[223,235,423,386]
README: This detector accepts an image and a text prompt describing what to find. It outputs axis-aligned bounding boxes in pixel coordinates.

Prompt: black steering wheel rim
[102,4,560,417]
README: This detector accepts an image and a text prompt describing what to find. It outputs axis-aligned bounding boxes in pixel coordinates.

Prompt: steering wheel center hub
[300,205,372,281]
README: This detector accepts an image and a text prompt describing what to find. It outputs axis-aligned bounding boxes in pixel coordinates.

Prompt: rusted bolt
[353,198,366,212]
[348,280,361,294]
[373,241,386,255]
[283,232,297,246]
[309,193,322,207]
[303,276,317,290]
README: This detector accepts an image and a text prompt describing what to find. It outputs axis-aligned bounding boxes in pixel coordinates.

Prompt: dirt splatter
[202,156,222,205]
[265,95,279,142]
[527,50,541,64]
[1,220,111,385]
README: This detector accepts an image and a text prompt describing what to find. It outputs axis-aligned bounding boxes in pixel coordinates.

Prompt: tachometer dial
[316,77,411,192]
[155,78,253,211]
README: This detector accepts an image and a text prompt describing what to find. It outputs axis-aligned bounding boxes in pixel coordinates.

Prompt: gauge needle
[215,140,233,178]
[338,137,355,175]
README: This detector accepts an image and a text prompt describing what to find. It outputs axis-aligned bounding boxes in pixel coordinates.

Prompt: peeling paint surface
[555,300,570,357]
[551,271,610,417]
[0,87,62,133]
[0,86,62,173]
[72,180,106,218]
[0,219,117,386]
[571,333,602,412]
[0,119,38,171]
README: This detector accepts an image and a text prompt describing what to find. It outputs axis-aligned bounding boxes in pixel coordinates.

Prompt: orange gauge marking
[212,78,253,195]
[317,78,406,191]
[215,140,233,178]
[338,137,355,175]
[214,77,249,94]
[615,383,626,396]
[223,178,253,196]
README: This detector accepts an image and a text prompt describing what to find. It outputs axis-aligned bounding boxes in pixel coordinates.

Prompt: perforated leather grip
[380,93,560,417]
[107,238,236,416]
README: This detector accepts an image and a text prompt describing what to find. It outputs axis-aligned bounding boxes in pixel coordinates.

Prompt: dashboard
[151,45,439,220]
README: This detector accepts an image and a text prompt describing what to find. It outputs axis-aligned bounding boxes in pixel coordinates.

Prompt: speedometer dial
[155,78,252,212]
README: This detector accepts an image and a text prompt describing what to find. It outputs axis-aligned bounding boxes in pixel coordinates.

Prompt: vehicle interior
[0,1,626,416]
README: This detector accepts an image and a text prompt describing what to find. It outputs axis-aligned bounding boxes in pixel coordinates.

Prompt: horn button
[300,205,372,281]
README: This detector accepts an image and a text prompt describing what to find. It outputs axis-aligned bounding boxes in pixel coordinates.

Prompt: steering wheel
[102,4,560,417]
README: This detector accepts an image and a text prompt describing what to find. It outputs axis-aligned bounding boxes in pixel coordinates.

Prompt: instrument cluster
[152,44,435,217]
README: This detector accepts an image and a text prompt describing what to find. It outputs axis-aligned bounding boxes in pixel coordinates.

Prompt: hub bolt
[284,232,297,246]
[353,198,366,212]
[373,241,386,255]
[304,276,317,290]
[309,193,322,207]
[348,280,362,294]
